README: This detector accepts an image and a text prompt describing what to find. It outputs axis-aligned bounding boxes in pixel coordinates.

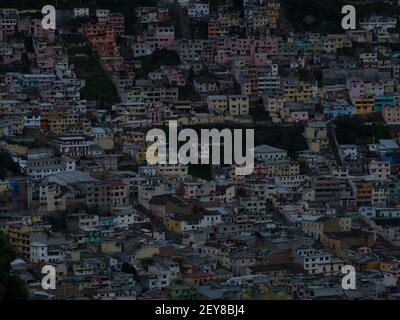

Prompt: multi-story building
[55,136,92,158]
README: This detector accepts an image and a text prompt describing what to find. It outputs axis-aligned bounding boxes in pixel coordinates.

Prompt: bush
[0,231,29,300]
[0,152,21,179]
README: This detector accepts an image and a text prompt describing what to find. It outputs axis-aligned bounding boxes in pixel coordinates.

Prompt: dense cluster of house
[1,0,400,300]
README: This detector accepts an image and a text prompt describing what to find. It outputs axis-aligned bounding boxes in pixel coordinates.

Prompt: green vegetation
[188,164,212,180]
[356,2,400,19]
[135,49,181,79]
[179,68,199,100]
[254,125,307,155]
[249,102,270,121]
[65,16,96,28]
[118,164,138,172]
[0,152,22,180]
[334,115,391,145]
[71,54,119,106]
[0,231,29,300]
[179,84,199,100]
[121,262,138,277]
[63,34,86,45]
[337,42,372,58]
[297,68,322,83]
[64,34,118,106]
[0,64,30,74]
[242,288,289,300]
[189,20,209,39]
[209,0,224,11]
[282,0,345,34]
[259,292,290,300]
[187,124,307,158]
[189,124,307,152]
[282,0,400,35]
[47,215,66,233]
[6,139,46,148]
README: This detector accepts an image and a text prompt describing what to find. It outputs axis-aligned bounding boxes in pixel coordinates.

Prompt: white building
[275,175,309,192]
[112,208,150,228]
[187,3,210,18]
[30,233,66,263]
[338,145,358,160]
[24,114,41,128]
[294,248,335,274]
[369,160,390,181]
[56,136,92,158]
[360,16,397,31]
[254,144,288,162]
[359,207,400,219]
[24,156,76,180]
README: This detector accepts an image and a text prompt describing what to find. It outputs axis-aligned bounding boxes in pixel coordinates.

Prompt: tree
[121,262,137,277]
[0,152,21,180]
[0,231,29,300]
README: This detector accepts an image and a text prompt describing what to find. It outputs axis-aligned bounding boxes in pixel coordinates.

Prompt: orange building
[355,180,373,205]
[83,23,118,57]
[183,272,214,285]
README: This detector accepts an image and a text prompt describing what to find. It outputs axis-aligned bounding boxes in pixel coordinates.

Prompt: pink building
[346,76,364,99]
[157,8,170,22]
[215,49,229,64]
[160,66,186,86]
[155,26,175,51]
[255,52,269,66]
[37,57,55,73]
[228,37,253,53]
[194,77,218,93]
[252,38,278,59]
[382,106,400,124]
[148,106,162,124]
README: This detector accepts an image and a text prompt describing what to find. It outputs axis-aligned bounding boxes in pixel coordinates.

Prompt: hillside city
[2,0,400,300]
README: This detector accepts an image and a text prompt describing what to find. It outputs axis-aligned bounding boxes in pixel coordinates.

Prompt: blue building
[374,95,394,112]
[323,100,355,119]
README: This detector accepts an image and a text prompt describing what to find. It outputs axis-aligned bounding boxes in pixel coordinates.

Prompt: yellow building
[39,184,67,212]
[253,12,268,31]
[353,96,374,114]
[283,81,316,102]
[267,3,280,29]
[101,239,122,254]
[302,216,352,241]
[304,122,329,153]
[207,95,228,114]
[135,244,160,260]
[355,180,373,204]
[125,102,147,117]
[266,162,300,177]
[8,225,32,258]
[118,131,145,145]
[156,162,188,178]
[228,95,249,117]
[240,80,253,96]
[0,180,10,195]
[265,95,286,114]
[46,110,81,135]
[165,215,201,234]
